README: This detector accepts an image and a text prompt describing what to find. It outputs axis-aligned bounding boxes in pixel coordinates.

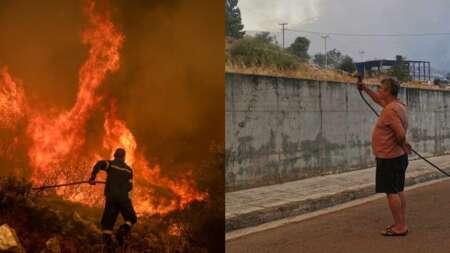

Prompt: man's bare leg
[387,193,407,233]
[398,191,407,230]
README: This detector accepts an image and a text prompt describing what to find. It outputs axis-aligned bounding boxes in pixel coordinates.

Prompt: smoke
[0,0,224,175]
[239,0,321,30]
[239,0,450,71]
[108,0,224,169]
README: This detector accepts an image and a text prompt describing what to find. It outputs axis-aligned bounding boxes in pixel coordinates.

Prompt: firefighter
[89,148,137,249]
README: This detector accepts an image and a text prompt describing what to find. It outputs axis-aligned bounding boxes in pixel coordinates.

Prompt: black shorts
[375,154,408,194]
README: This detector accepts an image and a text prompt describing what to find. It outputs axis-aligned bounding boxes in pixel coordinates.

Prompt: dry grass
[226,63,449,91]
[225,37,447,91]
[226,62,358,83]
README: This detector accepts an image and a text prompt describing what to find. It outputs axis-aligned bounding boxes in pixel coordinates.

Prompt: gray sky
[239,0,450,72]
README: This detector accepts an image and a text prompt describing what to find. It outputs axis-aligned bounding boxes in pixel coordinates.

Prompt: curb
[225,169,448,232]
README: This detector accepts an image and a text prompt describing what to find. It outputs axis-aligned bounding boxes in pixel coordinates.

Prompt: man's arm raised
[357,80,386,107]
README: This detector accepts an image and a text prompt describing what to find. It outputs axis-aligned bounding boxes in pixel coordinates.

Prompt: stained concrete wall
[226,73,450,191]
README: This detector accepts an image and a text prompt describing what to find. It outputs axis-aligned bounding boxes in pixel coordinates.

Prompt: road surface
[227,179,450,253]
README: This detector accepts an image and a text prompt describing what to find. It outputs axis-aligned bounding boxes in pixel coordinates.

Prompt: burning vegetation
[0,172,222,252]
[0,0,224,252]
[0,0,207,215]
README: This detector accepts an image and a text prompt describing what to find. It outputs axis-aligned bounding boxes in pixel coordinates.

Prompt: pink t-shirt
[372,100,408,158]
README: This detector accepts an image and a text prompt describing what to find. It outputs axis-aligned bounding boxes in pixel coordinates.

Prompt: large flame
[0,67,26,129]
[27,0,123,184]
[0,0,207,216]
[103,105,207,214]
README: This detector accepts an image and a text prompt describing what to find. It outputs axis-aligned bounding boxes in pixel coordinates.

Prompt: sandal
[385,224,395,230]
[381,227,408,236]
[380,224,394,234]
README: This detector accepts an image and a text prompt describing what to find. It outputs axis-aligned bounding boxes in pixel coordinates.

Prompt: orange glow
[103,104,207,215]
[168,223,182,237]
[27,0,123,184]
[0,0,207,216]
[0,67,26,129]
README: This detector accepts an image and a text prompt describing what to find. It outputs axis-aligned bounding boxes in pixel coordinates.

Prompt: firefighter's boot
[115,223,131,246]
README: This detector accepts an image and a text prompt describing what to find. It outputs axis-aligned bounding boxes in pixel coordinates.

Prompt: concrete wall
[226,73,450,191]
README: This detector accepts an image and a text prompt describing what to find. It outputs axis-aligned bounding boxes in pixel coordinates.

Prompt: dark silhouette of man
[89,148,137,249]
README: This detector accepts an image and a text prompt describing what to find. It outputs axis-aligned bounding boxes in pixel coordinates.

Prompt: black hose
[32,180,106,191]
[357,87,450,177]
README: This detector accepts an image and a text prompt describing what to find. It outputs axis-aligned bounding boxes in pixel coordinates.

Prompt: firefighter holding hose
[89,148,137,250]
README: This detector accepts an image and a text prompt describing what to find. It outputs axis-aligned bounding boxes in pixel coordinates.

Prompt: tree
[390,55,410,82]
[339,55,356,73]
[326,49,343,68]
[313,53,325,67]
[288,36,310,60]
[313,49,342,68]
[229,36,298,70]
[255,32,276,44]
[225,0,245,38]
[313,53,325,66]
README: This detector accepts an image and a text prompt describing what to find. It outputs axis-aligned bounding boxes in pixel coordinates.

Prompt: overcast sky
[239,0,450,72]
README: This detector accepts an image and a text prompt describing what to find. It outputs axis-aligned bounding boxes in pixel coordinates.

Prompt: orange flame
[0,0,207,216]
[102,104,207,215]
[168,223,182,237]
[0,67,26,129]
[27,0,124,184]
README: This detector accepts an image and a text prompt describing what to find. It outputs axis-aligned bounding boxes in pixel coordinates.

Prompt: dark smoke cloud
[0,0,224,172]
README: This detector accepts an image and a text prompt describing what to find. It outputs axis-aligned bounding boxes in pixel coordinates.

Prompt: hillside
[0,175,222,253]
[226,37,448,91]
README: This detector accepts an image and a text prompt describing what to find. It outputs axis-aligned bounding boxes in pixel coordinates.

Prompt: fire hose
[357,75,450,177]
[31,180,106,191]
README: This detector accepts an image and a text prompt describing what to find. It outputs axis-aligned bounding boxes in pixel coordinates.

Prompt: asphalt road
[226,179,450,253]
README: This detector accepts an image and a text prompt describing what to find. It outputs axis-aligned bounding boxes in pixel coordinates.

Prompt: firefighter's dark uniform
[90,159,137,236]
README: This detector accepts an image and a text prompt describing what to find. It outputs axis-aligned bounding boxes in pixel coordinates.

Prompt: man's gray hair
[381,77,400,97]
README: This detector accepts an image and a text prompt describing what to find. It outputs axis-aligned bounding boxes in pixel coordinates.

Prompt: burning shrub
[0,176,32,209]
[0,175,218,252]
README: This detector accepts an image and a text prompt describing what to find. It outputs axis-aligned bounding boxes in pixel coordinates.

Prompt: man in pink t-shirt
[358,77,411,236]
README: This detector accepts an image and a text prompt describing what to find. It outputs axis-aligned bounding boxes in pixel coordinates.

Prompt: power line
[286,28,450,37]
[241,8,450,38]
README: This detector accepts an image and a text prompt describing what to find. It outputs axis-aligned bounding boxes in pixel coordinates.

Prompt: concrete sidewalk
[226,154,450,232]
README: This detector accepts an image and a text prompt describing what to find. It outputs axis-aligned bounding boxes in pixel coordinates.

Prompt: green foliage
[326,49,343,68]
[255,32,276,44]
[313,49,355,72]
[225,0,245,38]
[230,36,298,70]
[339,55,356,73]
[314,49,344,68]
[389,55,411,82]
[288,36,310,60]
[313,53,325,66]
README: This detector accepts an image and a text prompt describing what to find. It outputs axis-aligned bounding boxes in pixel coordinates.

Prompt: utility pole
[359,50,365,77]
[320,35,329,68]
[279,23,288,49]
